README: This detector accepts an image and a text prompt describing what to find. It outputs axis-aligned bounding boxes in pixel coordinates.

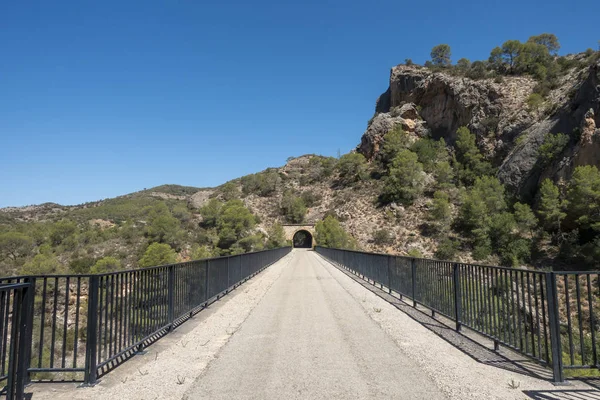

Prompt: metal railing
[315,246,600,383]
[0,282,33,400]
[0,246,290,391]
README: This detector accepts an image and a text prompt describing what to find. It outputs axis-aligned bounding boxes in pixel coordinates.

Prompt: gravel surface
[29,249,599,400]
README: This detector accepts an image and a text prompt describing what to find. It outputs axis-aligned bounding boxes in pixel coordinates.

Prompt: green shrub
[526,93,545,112]
[410,137,448,172]
[49,220,78,246]
[301,190,322,207]
[69,257,96,274]
[513,202,538,236]
[537,179,566,232]
[434,238,459,260]
[306,156,337,182]
[219,182,240,201]
[537,133,569,166]
[407,248,423,258]
[199,198,223,228]
[241,170,279,196]
[380,126,410,166]
[90,256,121,274]
[138,243,177,268]
[429,191,452,231]
[144,203,182,247]
[381,149,425,205]
[315,216,356,249]
[281,192,307,223]
[337,153,369,185]
[191,245,214,260]
[267,223,287,249]
[0,232,33,261]
[566,165,600,232]
[453,126,494,186]
[21,253,61,275]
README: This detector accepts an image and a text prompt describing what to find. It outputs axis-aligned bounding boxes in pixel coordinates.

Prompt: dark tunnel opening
[293,230,313,248]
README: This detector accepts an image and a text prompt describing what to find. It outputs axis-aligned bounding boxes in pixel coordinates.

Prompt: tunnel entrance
[293,230,313,248]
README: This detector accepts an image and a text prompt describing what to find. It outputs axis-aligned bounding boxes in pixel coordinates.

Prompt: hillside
[1,35,599,276]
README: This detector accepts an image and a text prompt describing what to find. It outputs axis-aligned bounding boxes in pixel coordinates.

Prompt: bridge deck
[183,249,445,399]
[29,250,597,399]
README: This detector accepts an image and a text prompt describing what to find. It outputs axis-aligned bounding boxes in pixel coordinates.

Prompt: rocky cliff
[359,58,600,201]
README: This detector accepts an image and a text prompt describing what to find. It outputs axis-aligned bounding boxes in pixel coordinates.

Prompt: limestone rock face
[187,189,215,209]
[359,60,600,200]
[573,109,600,168]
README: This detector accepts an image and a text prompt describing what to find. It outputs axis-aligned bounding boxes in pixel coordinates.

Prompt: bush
[489,212,531,266]
[306,156,337,183]
[513,202,538,236]
[199,198,223,228]
[300,190,322,207]
[191,245,214,260]
[373,229,394,245]
[434,238,459,260]
[537,179,566,232]
[407,248,423,258]
[380,126,410,166]
[566,165,600,232]
[216,200,257,250]
[457,176,507,233]
[337,153,368,185]
[69,256,96,274]
[0,232,33,261]
[49,220,78,246]
[21,253,61,275]
[381,149,425,204]
[433,161,455,188]
[537,133,569,166]
[315,216,356,249]
[466,61,487,79]
[281,192,307,223]
[526,93,544,112]
[241,170,279,197]
[90,256,122,274]
[138,243,177,268]
[410,137,448,173]
[267,223,287,249]
[453,126,494,186]
[145,204,181,246]
[219,182,239,201]
[429,191,452,231]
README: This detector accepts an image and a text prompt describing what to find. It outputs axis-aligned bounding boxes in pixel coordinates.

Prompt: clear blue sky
[1,1,597,207]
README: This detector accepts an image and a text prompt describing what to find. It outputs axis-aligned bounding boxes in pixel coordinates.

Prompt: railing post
[411,258,417,307]
[546,272,565,384]
[168,265,175,331]
[22,277,35,386]
[453,263,462,332]
[12,281,33,399]
[205,260,210,305]
[387,256,392,295]
[84,275,99,385]
[226,257,230,293]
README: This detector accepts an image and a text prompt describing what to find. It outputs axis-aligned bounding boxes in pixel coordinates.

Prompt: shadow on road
[523,389,600,399]
[328,261,556,380]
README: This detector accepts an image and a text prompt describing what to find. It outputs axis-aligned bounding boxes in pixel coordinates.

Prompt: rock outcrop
[359,59,600,200]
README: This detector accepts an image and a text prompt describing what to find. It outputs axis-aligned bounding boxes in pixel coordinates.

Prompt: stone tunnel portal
[293,230,313,248]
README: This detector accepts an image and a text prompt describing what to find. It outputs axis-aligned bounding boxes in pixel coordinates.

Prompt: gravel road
[183,249,446,399]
